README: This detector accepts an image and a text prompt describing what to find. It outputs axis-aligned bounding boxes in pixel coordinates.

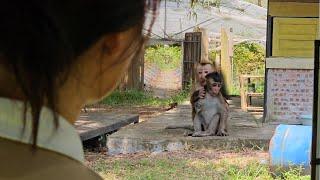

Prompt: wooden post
[240,75,247,111]
[220,27,233,95]
[258,0,262,7]
[118,49,145,90]
[198,28,209,63]
[215,52,221,72]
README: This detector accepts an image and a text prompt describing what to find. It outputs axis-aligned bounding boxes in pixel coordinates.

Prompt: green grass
[100,89,189,107]
[88,154,309,180]
[145,45,182,71]
[230,81,265,96]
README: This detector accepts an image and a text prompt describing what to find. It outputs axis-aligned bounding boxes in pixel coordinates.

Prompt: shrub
[231,42,265,94]
[233,42,265,76]
[144,45,182,70]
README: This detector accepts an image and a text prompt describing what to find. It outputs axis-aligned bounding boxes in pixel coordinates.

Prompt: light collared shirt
[0,97,84,162]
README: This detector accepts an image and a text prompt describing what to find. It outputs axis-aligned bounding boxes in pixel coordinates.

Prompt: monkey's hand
[216,129,228,136]
[198,87,206,99]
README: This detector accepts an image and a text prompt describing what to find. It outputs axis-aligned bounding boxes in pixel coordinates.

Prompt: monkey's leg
[203,114,220,136]
[192,115,203,137]
[217,109,229,136]
[193,114,219,137]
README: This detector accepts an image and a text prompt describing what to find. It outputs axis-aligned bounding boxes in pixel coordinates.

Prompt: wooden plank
[75,113,139,141]
[247,92,264,96]
[266,16,273,57]
[269,2,319,17]
[221,28,233,95]
[199,28,209,63]
[241,75,264,78]
[247,107,264,111]
[182,32,201,90]
[266,57,314,69]
[272,17,318,57]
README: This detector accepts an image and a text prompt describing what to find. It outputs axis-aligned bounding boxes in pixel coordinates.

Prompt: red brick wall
[266,69,313,123]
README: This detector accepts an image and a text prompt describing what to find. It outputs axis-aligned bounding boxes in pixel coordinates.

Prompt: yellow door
[272,18,319,57]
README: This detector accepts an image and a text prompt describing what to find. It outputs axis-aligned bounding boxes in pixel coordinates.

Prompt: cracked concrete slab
[107,98,276,155]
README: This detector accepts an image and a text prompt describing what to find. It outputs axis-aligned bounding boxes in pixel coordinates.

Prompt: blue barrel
[269,124,312,167]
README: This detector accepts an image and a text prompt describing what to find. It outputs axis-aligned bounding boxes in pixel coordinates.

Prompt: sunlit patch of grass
[100,89,189,107]
[87,151,310,180]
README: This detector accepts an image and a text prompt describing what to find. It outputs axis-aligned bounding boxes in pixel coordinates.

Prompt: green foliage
[231,42,265,94]
[275,166,310,180]
[101,89,189,107]
[230,86,240,96]
[144,45,182,70]
[208,50,217,64]
[233,42,265,76]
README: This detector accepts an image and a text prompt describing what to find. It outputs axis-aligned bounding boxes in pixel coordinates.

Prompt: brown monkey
[192,72,229,137]
[166,63,228,134]
[190,63,228,121]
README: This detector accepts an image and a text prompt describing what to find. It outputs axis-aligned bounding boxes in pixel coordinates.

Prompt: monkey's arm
[218,92,229,110]
[190,90,200,121]
[190,90,200,105]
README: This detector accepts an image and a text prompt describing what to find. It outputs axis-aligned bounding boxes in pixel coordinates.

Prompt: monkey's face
[196,64,213,86]
[207,79,221,96]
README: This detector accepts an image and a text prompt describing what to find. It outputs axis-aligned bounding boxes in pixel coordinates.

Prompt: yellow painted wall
[272,18,319,57]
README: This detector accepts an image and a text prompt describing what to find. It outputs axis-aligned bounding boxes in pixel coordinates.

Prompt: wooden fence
[118,50,144,90]
[182,32,202,90]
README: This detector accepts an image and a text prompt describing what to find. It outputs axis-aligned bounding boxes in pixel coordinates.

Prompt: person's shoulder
[0,137,102,180]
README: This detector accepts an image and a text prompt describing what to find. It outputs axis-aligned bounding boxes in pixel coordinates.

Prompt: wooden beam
[199,28,209,63]
[266,57,314,69]
[266,16,273,57]
[269,2,319,17]
[220,28,233,95]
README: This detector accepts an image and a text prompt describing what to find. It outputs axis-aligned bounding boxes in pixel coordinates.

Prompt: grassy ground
[85,150,309,180]
[100,89,189,107]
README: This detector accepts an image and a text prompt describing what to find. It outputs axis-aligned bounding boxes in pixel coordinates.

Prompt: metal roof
[145,0,267,44]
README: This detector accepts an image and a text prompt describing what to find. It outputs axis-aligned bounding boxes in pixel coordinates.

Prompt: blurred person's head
[0,0,159,146]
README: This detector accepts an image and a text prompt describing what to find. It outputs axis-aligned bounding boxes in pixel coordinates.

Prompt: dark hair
[0,0,159,147]
[205,72,222,83]
[199,62,212,66]
[205,72,229,99]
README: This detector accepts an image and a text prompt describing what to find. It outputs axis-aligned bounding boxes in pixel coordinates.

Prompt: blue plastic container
[269,124,312,167]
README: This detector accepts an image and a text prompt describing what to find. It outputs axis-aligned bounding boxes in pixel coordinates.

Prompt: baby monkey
[192,72,229,137]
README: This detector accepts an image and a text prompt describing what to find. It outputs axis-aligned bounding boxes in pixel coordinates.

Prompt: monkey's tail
[224,98,229,106]
[165,125,194,131]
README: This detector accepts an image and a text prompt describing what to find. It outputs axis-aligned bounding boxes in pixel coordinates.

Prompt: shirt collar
[0,97,84,162]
